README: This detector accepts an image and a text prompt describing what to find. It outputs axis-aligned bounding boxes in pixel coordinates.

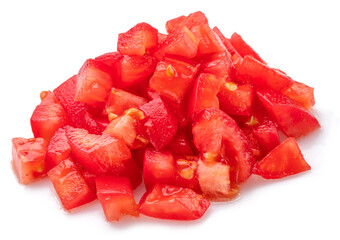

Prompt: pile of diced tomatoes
[12,11,320,221]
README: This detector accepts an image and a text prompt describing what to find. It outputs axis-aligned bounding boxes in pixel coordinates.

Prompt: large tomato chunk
[103,88,147,116]
[188,73,224,117]
[30,91,67,142]
[253,138,311,179]
[218,82,254,116]
[256,90,320,138]
[12,137,48,184]
[200,51,235,80]
[117,22,158,56]
[138,184,210,220]
[237,56,293,92]
[143,148,177,189]
[45,126,71,171]
[230,32,266,64]
[116,55,156,90]
[165,11,209,34]
[96,176,139,221]
[47,158,96,210]
[53,75,109,134]
[149,58,199,103]
[192,108,255,183]
[74,59,114,107]
[140,98,178,150]
[282,80,315,109]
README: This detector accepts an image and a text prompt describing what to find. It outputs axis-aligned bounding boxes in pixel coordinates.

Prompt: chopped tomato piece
[175,156,200,192]
[48,158,96,210]
[200,51,235,80]
[117,22,158,56]
[257,90,320,138]
[96,176,139,221]
[45,126,71,171]
[12,137,48,184]
[140,98,178,150]
[166,131,195,156]
[74,59,114,107]
[282,80,315,109]
[53,75,109,134]
[30,91,67,142]
[188,73,224,117]
[253,138,311,179]
[237,56,294,92]
[138,184,210,220]
[82,170,97,192]
[165,11,209,34]
[94,52,122,69]
[103,88,147,116]
[149,58,199,103]
[218,82,254,116]
[230,32,266,64]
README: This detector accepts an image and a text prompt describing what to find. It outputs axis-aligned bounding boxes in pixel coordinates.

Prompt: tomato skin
[165,11,209,34]
[253,138,311,179]
[103,88,147,116]
[117,22,158,56]
[230,32,266,64]
[188,73,224,117]
[149,58,199,104]
[48,158,96,210]
[30,91,67,142]
[256,90,320,138]
[45,126,71,171]
[53,75,109,134]
[12,137,48,185]
[218,82,254,116]
[96,176,139,221]
[237,56,293,92]
[138,184,210,220]
[140,98,178,150]
[282,80,315,109]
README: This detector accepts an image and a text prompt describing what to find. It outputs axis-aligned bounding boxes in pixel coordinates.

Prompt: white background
[1,0,339,239]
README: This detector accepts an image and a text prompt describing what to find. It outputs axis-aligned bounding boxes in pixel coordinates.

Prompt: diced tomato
[166,131,195,156]
[218,82,254,116]
[103,88,147,117]
[237,56,294,92]
[165,11,209,34]
[96,176,139,221]
[157,26,199,59]
[241,127,263,159]
[149,58,199,103]
[116,55,156,89]
[175,156,200,192]
[45,126,71,171]
[197,158,239,201]
[138,184,210,220]
[192,108,255,183]
[94,52,122,69]
[191,24,226,57]
[188,73,224,117]
[230,32,266,64]
[200,51,235,80]
[251,119,280,155]
[103,108,148,149]
[282,80,315,109]
[140,98,178,150]
[256,90,320,138]
[53,75,109,134]
[143,148,177,189]
[47,158,96,210]
[253,138,311,179]
[30,91,67,142]
[74,59,114,107]
[117,22,158,56]
[12,137,48,184]
[158,33,168,45]
[82,170,97,192]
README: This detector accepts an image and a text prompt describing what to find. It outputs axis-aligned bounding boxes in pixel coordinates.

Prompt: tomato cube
[165,11,209,34]
[117,22,158,56]
[138,184,210,220]
[282,80,315,109]
[12,137,48,184]
[253,138,311,179]
[165,131,195,156]
[48,158,96,210]
[140,98,178,150]
[175,156,200,192]
[96,176,139,221]
[201,51,235,80]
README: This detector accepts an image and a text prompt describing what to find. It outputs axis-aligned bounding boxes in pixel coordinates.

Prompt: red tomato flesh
[96,176,139,221]
[165,11,209,34]
[138,184,210,220]
[282,80,315,109]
